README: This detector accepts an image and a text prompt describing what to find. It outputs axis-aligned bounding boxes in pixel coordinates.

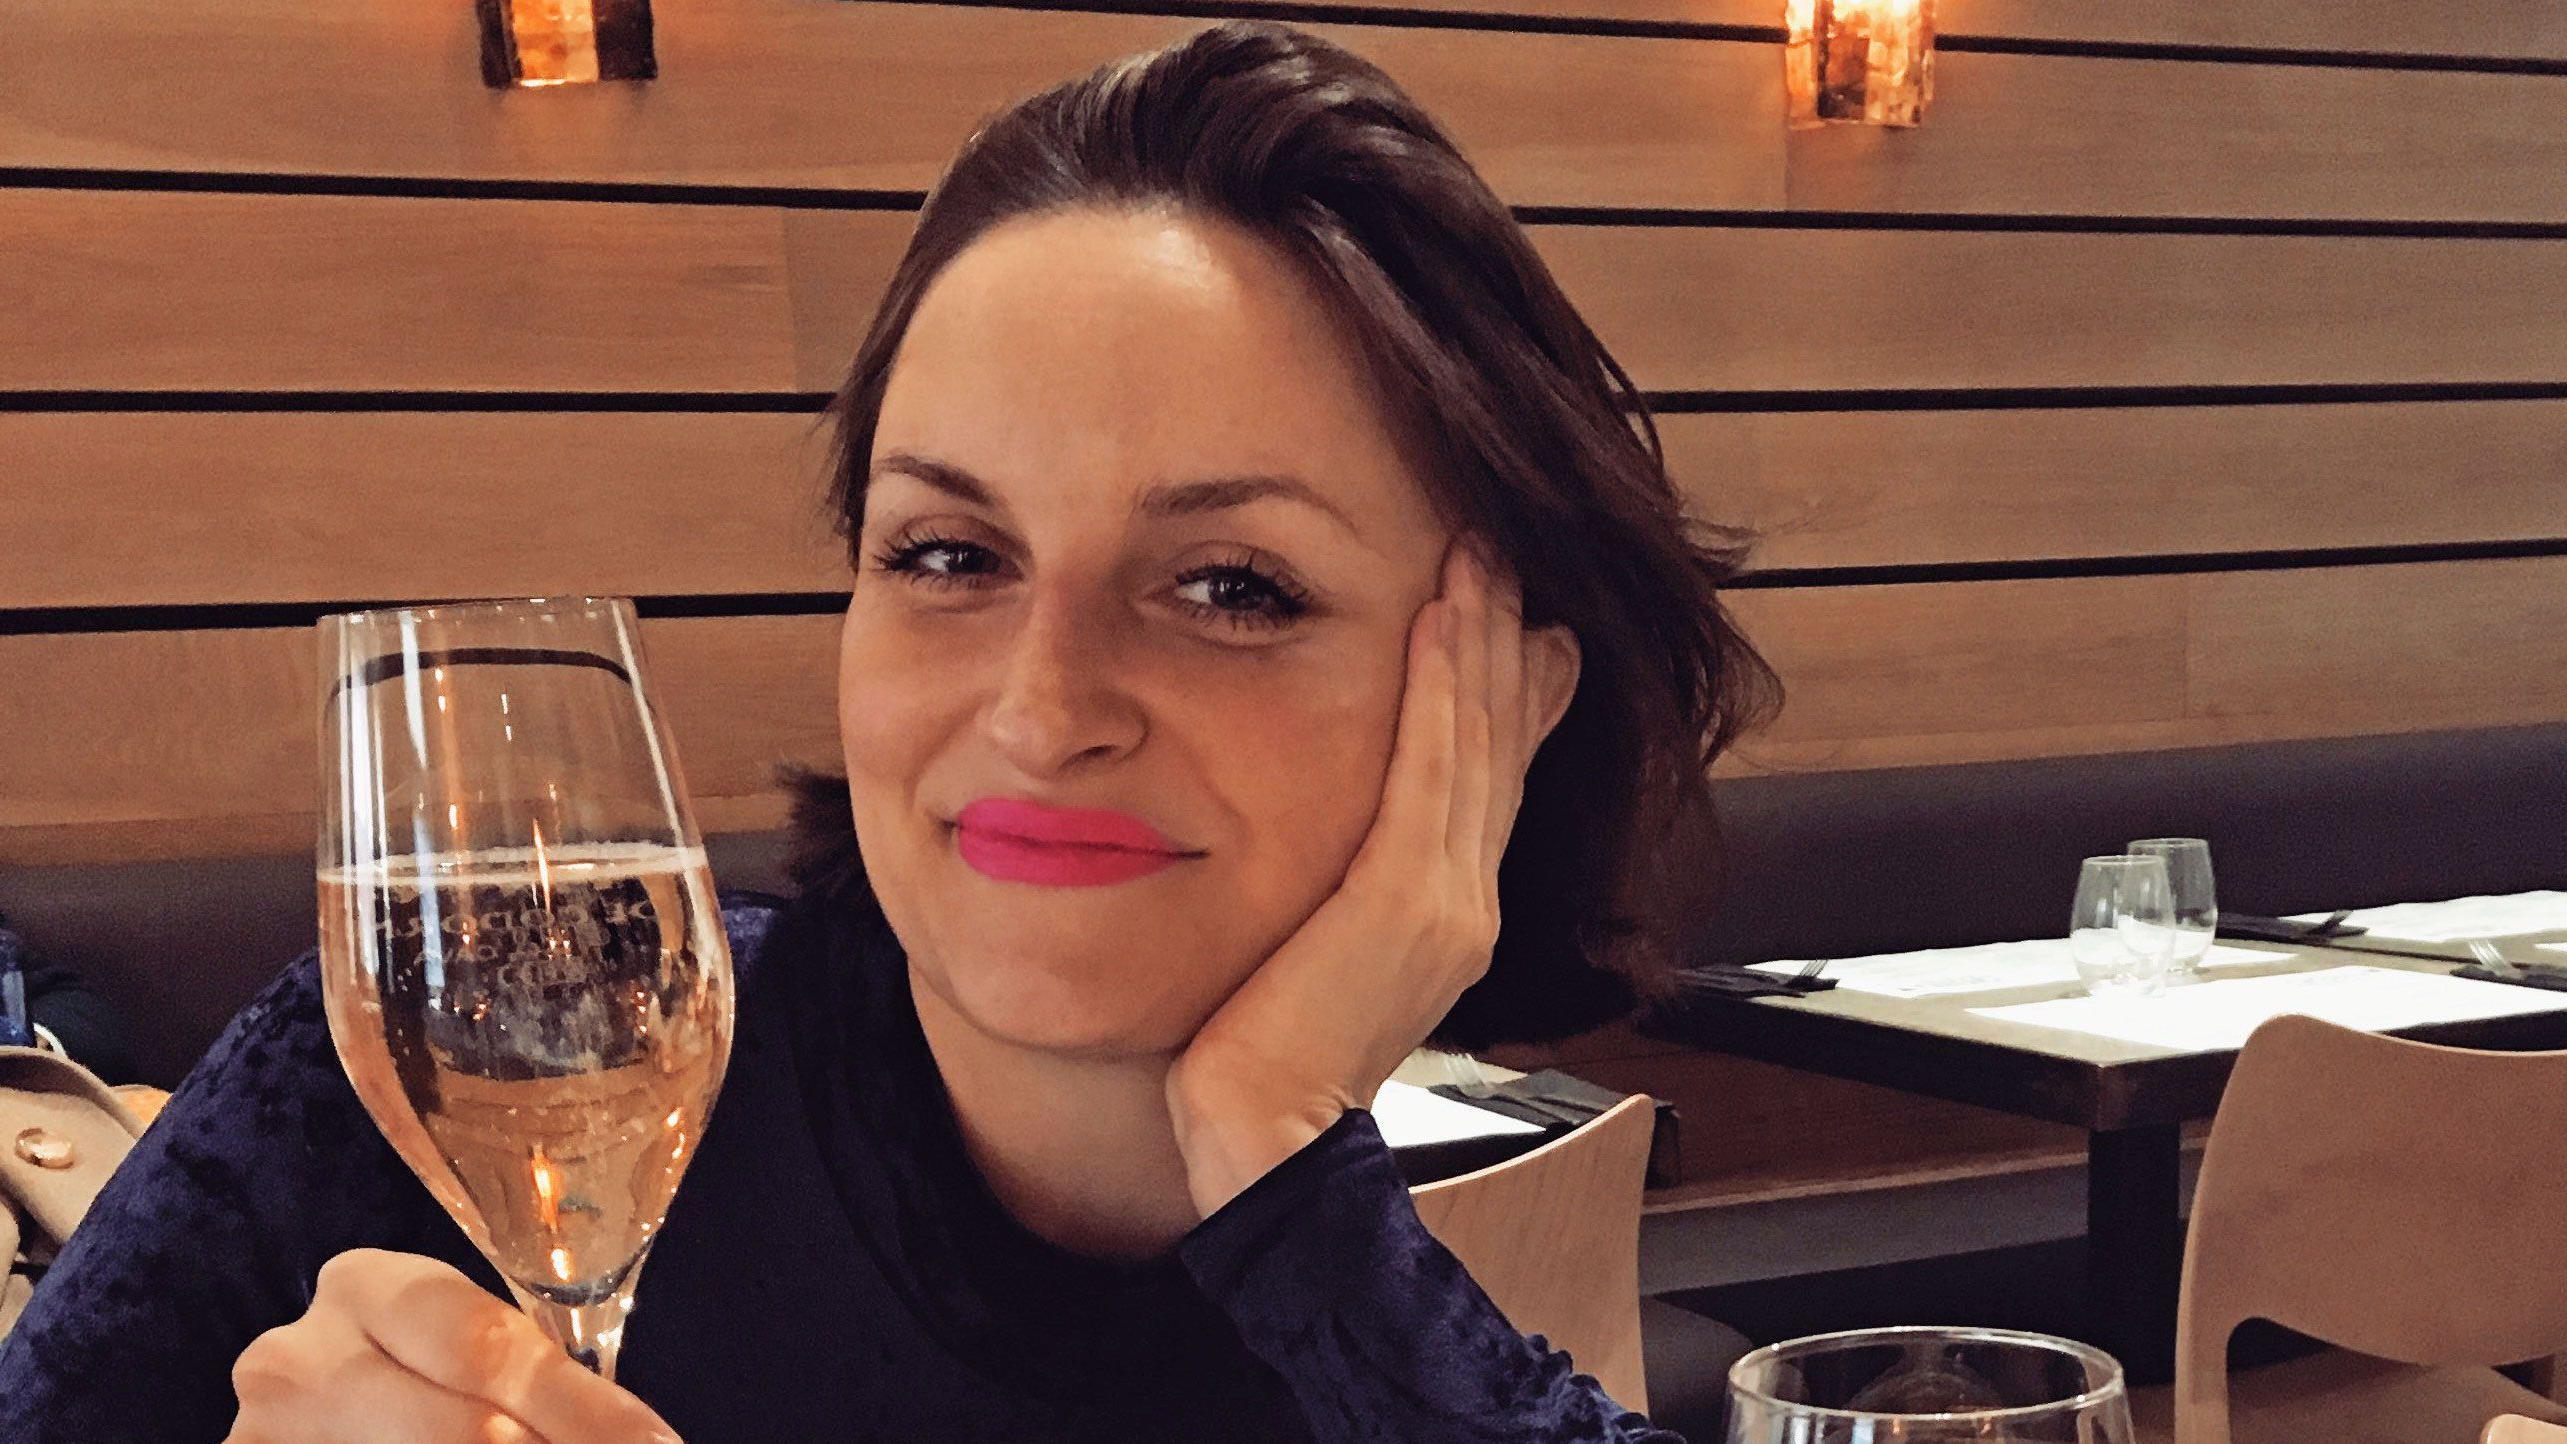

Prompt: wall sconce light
[1784,0,1934,128]
[477,0,657,88]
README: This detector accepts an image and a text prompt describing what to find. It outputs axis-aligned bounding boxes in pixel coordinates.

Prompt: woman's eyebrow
[1139,475,1356,536]
[871,451,1008,516]
[871,450,1356,536]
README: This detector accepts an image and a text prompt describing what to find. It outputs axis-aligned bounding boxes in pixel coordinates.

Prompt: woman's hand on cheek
[1165,540,1545,1219]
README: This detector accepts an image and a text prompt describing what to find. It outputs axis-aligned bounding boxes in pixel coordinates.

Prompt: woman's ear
[1525,624,1582,750]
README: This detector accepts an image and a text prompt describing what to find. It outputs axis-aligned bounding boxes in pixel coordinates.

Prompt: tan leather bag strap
[0,1046,144,1253]
[0,1046,143,1338]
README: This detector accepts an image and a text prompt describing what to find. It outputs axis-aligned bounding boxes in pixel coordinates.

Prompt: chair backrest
[2489,1418,2567,1444]
[2175,1014,2567,1444]
[1408,1094,1657,1412]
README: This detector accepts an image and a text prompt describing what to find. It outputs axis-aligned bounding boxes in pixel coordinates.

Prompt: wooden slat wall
[22,192,2567,393]
[12,401,2566,611]
[7,0,2565,1199]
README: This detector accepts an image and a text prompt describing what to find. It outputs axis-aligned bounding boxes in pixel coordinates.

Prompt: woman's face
[840,205,1460,1060]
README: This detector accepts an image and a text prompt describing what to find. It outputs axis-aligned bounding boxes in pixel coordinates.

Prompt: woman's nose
[981,592,1145,777]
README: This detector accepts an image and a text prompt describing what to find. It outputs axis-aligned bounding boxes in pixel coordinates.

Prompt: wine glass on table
[1726,1325,2135,1442]
[2128,838,2217,984]
[2071,854,2177,999]
[316,596,735,1380]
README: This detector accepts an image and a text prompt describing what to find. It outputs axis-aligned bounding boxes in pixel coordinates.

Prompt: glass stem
[508,1278,637,1382]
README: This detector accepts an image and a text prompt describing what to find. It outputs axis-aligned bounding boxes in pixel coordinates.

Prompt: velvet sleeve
[0,953,482,1443]
[1177,1108,1683,1443]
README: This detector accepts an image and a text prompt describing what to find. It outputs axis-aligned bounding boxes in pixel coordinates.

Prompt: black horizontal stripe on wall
[1935,32,2567,79]
[1645,382,2567,413]
[1727,538,2567,590]
[0,392,833,413]
[15,166,2567,242]
[854,0,1774,43]
[1517,209,2567,240]
[14,540,2567,638]
[0,593,857,639]
[12,382,2567,415]
[0,167,933,212]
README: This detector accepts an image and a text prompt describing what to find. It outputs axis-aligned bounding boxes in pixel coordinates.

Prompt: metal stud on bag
[12,1127,73,1170]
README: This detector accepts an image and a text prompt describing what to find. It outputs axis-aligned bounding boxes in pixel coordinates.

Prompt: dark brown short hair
[786,19,1778,1049]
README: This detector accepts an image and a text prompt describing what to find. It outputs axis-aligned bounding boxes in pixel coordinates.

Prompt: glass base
[509,1278,637,1381]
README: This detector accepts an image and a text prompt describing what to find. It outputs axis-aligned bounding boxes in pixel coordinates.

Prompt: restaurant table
[2298,924,2567,969]
[1639,944,2567,1385]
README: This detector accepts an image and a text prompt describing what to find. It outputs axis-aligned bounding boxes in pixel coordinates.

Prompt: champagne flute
[2071,854,2176,998]
[2128,838,2217,984]
[1726,1326,2134,1442]
[316,596,735,1380]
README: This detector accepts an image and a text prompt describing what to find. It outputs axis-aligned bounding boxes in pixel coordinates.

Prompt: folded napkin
[2218,911,2366,945]
[1669,965,1838,1000]
[1423,1070,1682,1189]
[2453,963,2567,993]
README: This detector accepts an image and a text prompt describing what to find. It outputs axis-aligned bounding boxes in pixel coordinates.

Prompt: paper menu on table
[1969,965,2567,1054]
[1745,938,2293,999]
[2287,891,2567,943]
[1370,1078,1542,1149]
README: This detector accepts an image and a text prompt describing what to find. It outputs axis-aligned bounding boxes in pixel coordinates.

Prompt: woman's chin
[935,961,1212,1060]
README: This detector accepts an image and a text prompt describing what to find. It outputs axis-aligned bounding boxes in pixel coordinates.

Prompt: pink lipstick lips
[953,797,1196,887]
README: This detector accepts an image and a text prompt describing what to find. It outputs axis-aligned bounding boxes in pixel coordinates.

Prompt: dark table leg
[2087,1124,2184,1387]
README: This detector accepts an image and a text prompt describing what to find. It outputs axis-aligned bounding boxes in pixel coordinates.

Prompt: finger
[322,1252,677,1444]
[239,1334,542,1444]
[1357,566,1458,874]
[1482,565,1530,881]
[1445,544,1493,881]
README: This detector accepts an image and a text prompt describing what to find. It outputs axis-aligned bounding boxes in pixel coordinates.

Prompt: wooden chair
[2148,1014,2567,1444]
[2488,1418,2567,1444]
[1409,1094,1657,1412]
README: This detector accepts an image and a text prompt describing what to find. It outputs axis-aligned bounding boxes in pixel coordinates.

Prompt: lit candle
[508,0,602,88]
[1785,0,1936,128]
[477,0,657,89]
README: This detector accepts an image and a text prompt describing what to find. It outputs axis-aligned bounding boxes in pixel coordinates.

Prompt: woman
[0,20,1773,1442]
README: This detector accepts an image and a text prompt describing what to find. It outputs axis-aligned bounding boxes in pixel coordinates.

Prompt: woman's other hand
[223,1249,681,1444]
[1166,540,1577,1217]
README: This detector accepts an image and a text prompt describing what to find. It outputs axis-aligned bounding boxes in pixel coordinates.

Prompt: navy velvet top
[0,892,1678,1441]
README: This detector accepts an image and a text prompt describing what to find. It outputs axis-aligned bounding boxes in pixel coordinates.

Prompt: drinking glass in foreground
[316,596,736,1380]
[1727,1326,2135,1442]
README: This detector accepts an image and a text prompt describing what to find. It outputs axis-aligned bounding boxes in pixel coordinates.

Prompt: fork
[2466,937,2524,981]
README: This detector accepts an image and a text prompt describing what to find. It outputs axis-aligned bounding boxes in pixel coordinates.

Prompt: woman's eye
[870,531,1311,634]
[1171,563,1312,634]
[869,533,1001,589]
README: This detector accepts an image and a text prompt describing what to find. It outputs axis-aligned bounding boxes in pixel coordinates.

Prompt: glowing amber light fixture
[1784,0,1934,128]
[477,0,657,89]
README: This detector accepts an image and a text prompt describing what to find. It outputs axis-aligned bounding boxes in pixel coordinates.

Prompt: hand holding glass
[2071,854,2178,998]
[317,597,735,1380]
[2128,837,2217,983]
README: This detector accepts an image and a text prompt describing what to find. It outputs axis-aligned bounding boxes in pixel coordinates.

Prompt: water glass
[2128,838,2217,983]
[1727,1326,2134,1442]
[2071,854,2177,997]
